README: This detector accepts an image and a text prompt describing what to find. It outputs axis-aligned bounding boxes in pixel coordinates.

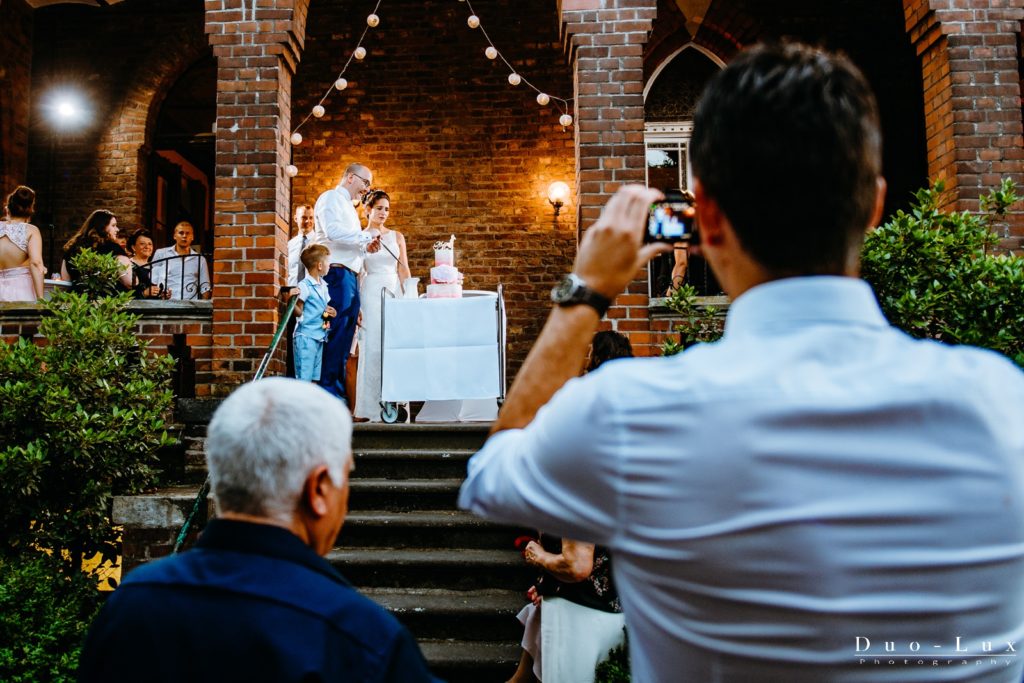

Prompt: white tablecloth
[381,293,504,402]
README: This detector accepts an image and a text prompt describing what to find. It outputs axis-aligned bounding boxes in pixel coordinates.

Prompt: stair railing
[171,294,299,553]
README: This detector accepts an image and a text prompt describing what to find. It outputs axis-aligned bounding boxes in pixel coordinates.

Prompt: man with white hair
[78,378,438,682]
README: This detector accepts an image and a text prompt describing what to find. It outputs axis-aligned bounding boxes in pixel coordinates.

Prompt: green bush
[660,283,725,356]
[66,248,129,299]
[595,630,631,682]
[861,179,1024,367]
[0,553,103,683]
[0,250,174,572]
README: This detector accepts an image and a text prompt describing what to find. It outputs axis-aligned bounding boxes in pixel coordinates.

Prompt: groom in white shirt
[313,163,380,402]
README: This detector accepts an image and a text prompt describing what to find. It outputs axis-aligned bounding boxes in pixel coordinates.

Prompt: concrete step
[329,547,534,590]
[340,510,525,549]
[418,639,521,683]
[362,587,524,641]
[352,422,490,451]
[351,448,474,480]
[347,478,463,510]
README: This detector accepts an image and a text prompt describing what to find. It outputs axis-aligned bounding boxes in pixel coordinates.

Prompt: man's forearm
[491,305,600,434]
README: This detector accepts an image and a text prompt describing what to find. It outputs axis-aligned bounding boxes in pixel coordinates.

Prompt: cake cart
[377,286,506,423]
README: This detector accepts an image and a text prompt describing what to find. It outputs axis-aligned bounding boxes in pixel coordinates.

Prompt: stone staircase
[340,424,530,682]
[137,409,531,682]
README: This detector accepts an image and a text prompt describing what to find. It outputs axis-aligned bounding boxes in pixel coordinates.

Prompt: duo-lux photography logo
[855,637,1018,669]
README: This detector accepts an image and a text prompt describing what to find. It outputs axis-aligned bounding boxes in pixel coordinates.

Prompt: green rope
[172,294,299,553]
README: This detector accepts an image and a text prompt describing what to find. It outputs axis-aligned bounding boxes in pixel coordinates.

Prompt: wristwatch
[550,273,611,317]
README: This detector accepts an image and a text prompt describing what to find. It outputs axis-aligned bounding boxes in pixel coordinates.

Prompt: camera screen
[647,201,694,243]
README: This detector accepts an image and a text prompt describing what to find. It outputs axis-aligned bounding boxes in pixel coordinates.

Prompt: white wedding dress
[355,230,402,421]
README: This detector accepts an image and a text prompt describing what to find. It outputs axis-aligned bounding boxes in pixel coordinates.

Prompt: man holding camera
[460,43,1024,682]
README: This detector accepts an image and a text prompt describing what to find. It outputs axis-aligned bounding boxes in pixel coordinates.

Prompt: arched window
[645,45,724,299]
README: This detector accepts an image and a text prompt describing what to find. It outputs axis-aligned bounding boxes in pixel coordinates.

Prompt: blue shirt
[78,519,439,683]
[459,276,1024,682]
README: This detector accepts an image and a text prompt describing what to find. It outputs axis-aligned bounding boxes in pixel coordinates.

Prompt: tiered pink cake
[426,236,463,298]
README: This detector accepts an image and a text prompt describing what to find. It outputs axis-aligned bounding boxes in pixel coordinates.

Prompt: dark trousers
[319,265,359,401]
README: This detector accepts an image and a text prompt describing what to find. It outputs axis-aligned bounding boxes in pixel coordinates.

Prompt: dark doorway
[149,55,215,255]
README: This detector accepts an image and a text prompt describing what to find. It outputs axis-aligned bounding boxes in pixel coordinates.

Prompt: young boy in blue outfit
[290,244,336,381]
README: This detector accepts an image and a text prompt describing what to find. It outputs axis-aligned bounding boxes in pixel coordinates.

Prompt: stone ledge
[113,486,213,529]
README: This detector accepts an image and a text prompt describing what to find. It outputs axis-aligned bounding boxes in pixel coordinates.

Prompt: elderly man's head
[205,378,353,554]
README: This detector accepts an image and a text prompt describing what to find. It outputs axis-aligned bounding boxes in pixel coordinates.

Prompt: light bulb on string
[536,93,550,106]
[312,105,325,118]
[290,132,303,145]
[285,165,299,178]
[354,46,367,60]
[485,46,498,60]
[367,14,379,27]
[559,114,573,127]
[467,15,480,28]
[335,78,348,91]
[508,73,521,86]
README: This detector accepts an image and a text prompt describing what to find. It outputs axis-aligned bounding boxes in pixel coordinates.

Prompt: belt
[330,264,358,274]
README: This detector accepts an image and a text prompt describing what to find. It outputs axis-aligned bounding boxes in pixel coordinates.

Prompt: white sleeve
[316,191,372,246]
[287,239,299,287]
[149,249,168,287]
[457,374,622,547]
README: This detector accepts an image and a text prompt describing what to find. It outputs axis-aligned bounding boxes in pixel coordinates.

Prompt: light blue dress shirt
[459,276,1024,682]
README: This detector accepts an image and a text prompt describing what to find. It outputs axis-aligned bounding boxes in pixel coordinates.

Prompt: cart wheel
[381,402,400,423]
[397,405,409,423]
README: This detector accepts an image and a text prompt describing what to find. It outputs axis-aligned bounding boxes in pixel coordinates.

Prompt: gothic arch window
[645,44,724,299]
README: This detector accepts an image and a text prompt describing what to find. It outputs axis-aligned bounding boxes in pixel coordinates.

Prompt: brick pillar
[204,0,309,395]
[561,0,659,353]
[904,0,1024,243]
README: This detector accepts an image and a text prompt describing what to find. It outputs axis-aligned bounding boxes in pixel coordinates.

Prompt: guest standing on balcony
[313,163,381,404]
[61,209,133,292]
[126,229,167,299]
[151,221,211,300]
[0,186,45,302]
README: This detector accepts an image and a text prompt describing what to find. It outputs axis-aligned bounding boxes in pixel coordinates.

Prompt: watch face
[552,275,577,303]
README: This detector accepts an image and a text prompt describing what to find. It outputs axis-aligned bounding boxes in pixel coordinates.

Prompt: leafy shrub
[660,283,725,356]
[595,630,631,682]
[66,247,129,299]
[861,180,1024,367]
[0,250,174,572]
[0,553,103,683]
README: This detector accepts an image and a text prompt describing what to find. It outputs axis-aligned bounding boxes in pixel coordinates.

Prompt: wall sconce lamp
[547,181,571,218]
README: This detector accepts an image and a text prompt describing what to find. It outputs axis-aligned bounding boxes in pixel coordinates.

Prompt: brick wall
[0,0,33,198]
[905,0,1024,245]
[290,0,576,375]
[0,302,213,395]
[24,0,208,259]
[205,0,307,392]
[560,0,659,355]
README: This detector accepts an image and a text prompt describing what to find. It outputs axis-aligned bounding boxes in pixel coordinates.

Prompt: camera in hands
[646,189,697,244]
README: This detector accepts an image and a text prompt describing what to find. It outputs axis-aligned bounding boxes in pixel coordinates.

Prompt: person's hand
[526,585,541,607]
[523,540,543,567]
[325,305,337,318]
[574,185,671,299]
[286,287,300,301]
[367,236,382,254]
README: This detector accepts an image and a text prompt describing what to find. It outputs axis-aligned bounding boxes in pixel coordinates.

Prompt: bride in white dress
[355,190,411,421]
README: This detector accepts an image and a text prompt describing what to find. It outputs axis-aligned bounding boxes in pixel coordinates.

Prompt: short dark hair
[588,330,633,372]
[691,42,882,275]
[126,228,153,251]
[362,189,390,208]
[5,185,35,219]
[300,243,330,272]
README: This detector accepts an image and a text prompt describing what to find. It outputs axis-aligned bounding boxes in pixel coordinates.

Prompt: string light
[458,0,574,129]
[284,0,575,178]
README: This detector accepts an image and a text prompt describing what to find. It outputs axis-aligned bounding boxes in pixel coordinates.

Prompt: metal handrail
[172,294,299,553]
[134,252,213,300]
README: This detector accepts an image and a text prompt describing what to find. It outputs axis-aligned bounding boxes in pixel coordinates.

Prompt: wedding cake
[426,235,463,298]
